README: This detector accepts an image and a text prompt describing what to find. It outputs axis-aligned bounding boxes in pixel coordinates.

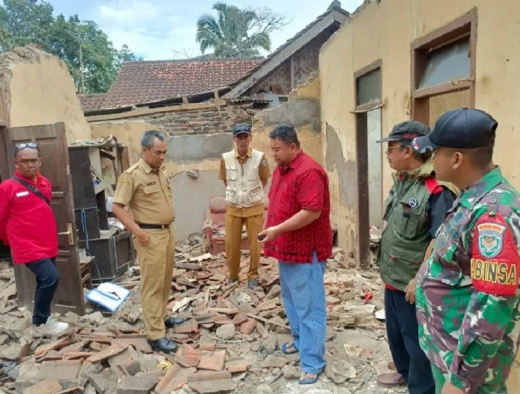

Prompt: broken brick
[86,342,128,363]
[240,319,257,335]
[187,371,232,382]
[260,355,289,369]
[174,319,199,334]
[23,379,63,394]
[116,375,157,394]
[213,314,233,325]
[232,313,248,326]
[188,379,235,394]
[112,335,153,354]
[108,345,139,368]
[175,344,201,368]
[225,358,250,373]
[158,366,197,394]
[38,360,83,380]
[199,343,216,351]
[256,298,279,312]
[155,363,181,393]
[198,350,225,371]
[88,366,126,393]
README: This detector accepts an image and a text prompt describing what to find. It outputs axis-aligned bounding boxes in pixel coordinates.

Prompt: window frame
[410,9,478,125]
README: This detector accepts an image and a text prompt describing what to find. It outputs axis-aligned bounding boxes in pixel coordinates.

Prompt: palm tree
[196,2,271,58]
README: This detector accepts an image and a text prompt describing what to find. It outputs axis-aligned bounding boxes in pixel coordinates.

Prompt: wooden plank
[224,10,347,99]
[85,101,227,123]
[412,80,472,99]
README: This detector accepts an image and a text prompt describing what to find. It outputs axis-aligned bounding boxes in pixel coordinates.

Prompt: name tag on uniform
[16,191,29,197]
[146,181,156,186]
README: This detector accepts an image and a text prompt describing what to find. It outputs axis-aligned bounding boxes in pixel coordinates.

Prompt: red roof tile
[78,93,107,112]
[101,58,263,109]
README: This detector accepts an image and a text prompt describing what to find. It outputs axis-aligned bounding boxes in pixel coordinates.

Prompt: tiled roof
[78,93,107,112]
[100,57,263,109]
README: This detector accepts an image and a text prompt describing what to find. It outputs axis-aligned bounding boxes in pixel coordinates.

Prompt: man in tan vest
[219,124,271,289]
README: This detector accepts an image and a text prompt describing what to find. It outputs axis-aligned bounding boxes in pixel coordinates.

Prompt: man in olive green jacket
[375,121,458,394]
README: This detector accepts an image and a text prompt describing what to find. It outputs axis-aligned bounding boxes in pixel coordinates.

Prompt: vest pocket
[226,167,238,181]
[226,187,237,201]
[249,185,263,203]
[396,202,421,238]
[433,239,463,287]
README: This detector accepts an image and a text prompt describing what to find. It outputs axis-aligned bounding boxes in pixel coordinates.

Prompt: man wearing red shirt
[0,143,68,337]
[259,123,332,385]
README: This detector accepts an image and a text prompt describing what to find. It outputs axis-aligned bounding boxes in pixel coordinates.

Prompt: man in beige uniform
[112,130,183,353]
[219,124,271,289]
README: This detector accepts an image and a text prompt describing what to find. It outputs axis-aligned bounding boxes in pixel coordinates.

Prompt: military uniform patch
[408,197,418,208]
[477,222,506,259]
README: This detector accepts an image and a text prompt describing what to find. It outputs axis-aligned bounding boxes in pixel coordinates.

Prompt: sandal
[281,342,298,354]
[298,372,320,385]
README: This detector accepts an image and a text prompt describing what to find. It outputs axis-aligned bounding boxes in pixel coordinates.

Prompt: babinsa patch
[477,222,506,259]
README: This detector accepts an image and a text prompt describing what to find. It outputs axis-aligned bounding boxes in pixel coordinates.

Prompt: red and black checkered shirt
[264,151,332,263]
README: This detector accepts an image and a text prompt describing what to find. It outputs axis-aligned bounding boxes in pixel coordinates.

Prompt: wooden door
[1,123,85,315]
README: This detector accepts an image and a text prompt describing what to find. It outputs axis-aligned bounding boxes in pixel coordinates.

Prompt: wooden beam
[224,10,347,99]
[85,101,228,122]
[214,89,222,116]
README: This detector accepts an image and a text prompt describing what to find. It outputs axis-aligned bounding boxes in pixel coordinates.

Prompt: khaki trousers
[133,227,174,340]
[225,214,263,281]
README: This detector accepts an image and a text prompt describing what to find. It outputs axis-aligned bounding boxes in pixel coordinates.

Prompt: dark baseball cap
[233,123,252,136]
[376,120,430,144]
[412,108,498,153]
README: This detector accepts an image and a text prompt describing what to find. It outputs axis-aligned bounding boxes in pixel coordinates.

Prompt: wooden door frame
[0,88,10,181]
[5,123,85,315]
[354,59,383,269]
[411,9,478,124]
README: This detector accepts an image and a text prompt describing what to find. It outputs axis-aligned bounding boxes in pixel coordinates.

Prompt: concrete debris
[0,240,398,393]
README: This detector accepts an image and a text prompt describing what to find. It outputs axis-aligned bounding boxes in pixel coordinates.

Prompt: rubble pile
[0,241,401,394]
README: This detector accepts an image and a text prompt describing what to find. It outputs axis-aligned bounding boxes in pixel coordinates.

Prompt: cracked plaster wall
[0,45,91,143]
[320,0,520,270]
[252,72,323,165]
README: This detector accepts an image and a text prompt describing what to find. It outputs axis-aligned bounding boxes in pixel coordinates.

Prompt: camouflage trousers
[431,364,508,394]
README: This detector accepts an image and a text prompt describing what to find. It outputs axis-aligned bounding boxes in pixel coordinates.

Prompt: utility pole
[79,43,85,94]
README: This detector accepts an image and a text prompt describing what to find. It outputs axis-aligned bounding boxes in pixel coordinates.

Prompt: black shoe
[164,317,184,328]
[248,279,259,289]
[147,337,177,353]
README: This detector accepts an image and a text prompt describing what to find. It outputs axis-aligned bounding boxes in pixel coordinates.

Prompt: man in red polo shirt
[259,123,332,385]
[0,143,68,338]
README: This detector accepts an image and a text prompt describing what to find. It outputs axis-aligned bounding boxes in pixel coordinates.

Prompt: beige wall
[320,0,520,257]
[253,73,323,164]
[0,46,91,143]
[89,74,322,240]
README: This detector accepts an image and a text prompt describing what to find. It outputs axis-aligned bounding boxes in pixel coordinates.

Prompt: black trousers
[385,288,435,394]
[26,257,59,326]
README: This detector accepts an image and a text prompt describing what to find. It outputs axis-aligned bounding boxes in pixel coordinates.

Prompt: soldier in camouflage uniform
[412,108,520,394]
[376,121,457,394]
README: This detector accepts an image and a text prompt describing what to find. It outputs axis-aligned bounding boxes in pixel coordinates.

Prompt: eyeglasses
[385,145,408,154]
[16,143,38,150]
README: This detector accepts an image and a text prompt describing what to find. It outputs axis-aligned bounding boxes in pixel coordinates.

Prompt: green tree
[196,2,288,58]
[0,0,137,93]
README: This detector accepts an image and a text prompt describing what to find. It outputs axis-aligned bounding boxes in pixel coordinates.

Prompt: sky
[7,0,365,60]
